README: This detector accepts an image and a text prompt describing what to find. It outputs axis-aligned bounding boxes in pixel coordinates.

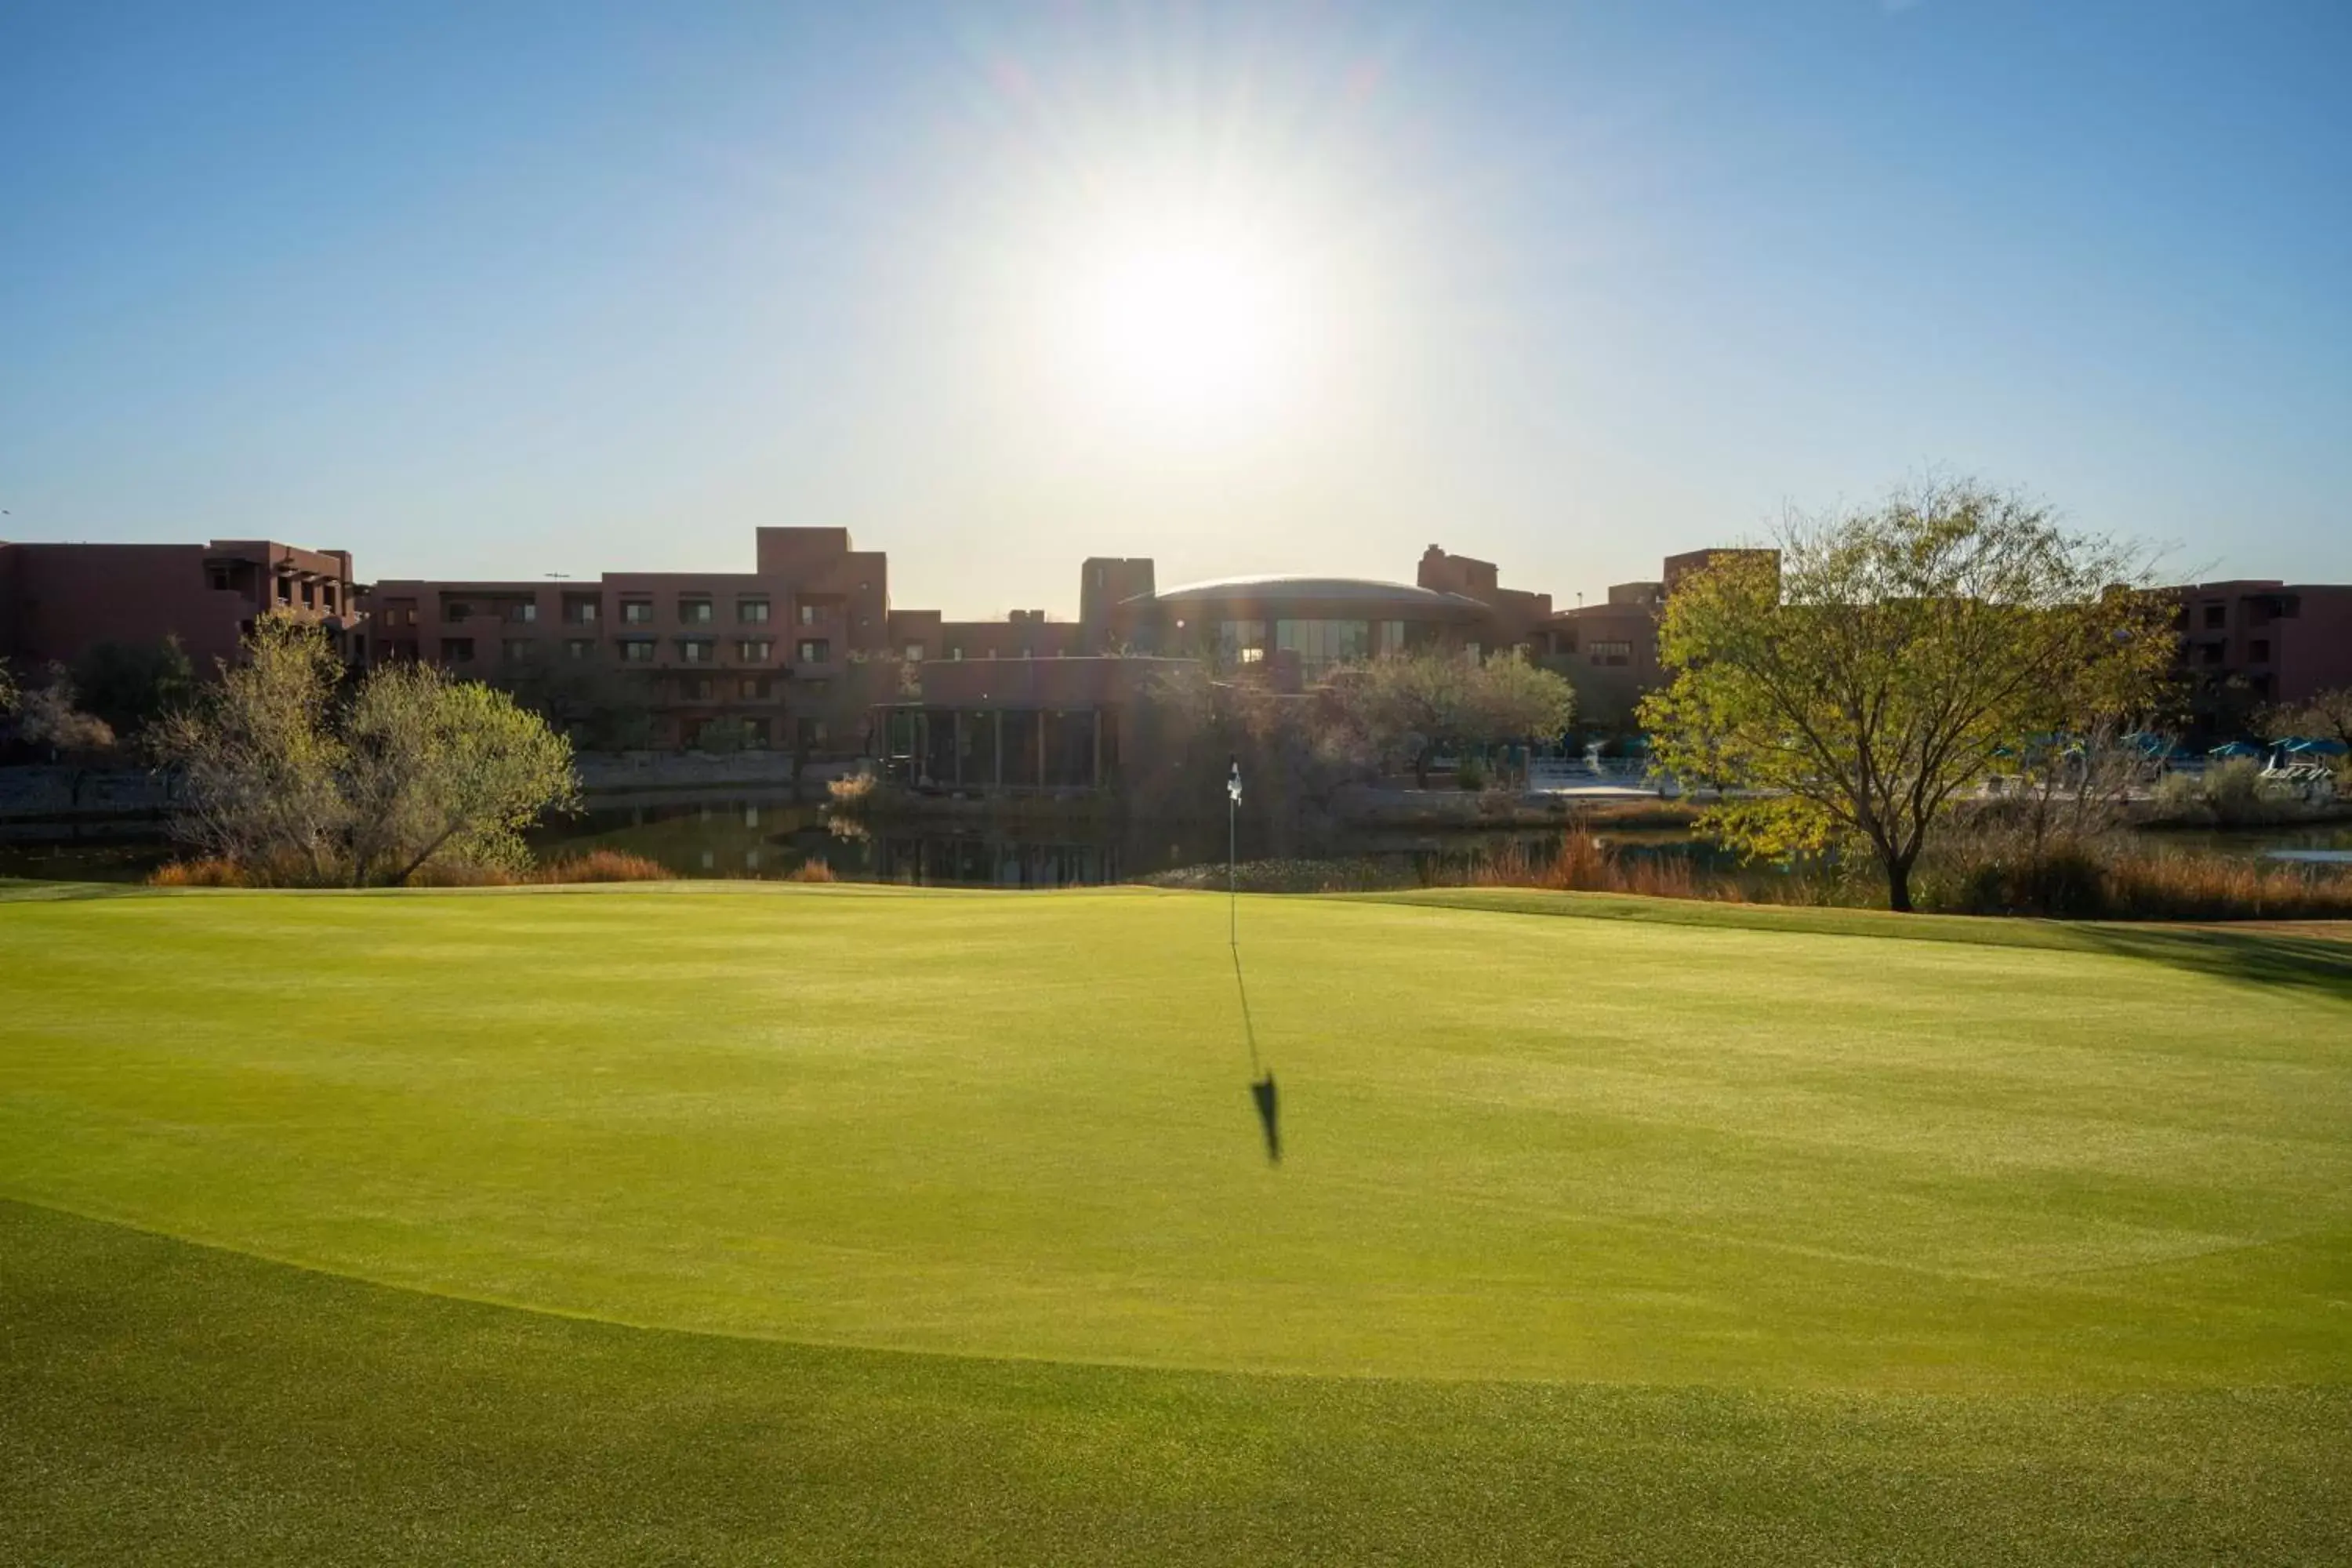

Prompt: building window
[564,597,599,624]
[278,575,295,605]
[679,638,716,663]
[502,638,534,662]
[620,638,656,663]
[210,568,231,591]
[1375,620,1406,656]
[2250,638,2271,662]
[797,717,828,747]
[679,597,714,624]
[566,638,597,659]
[739,597,771,623]
[739,676,771,700]
[503,601,537,623]
[1274,619,1371,672]
[682,675,716,701]
[738,638,773,662]
[949,645,964,660]
[321,586,337,612]
[797,603,822,626]
[905,642,925,662]
[1218,619,1265,663]
[1590,641,1632,666]
[441,637,476,663]
[2203,603,2227,630]
[445,600,474,623]
[803,679,830,698]
[797,638,830,664]
[2201,643,2226,666]
[621,599,655,624]
[300,581,316,608]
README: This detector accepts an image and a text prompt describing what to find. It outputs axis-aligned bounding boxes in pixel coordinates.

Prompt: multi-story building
[1415,546,1554,645]
[366,526,887,751]
[3,521,1799,766]
[0,538,360,673]
[2169,579,2352,736]
[1537,581,1667,729]
[1526,549,1780,729]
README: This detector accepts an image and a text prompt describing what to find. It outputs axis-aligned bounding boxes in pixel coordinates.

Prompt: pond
[6,797,2348,887]
[528,796,1615,887]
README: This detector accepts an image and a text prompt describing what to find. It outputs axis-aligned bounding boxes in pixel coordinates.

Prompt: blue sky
[2,1,2345,615]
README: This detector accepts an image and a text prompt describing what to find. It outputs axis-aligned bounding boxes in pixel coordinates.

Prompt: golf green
[2,882,2347,1562]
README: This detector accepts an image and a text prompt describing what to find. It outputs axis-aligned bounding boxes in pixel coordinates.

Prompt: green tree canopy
[1639,480,2173,911]
[1337,651,1574,788]
[157,616,579,885]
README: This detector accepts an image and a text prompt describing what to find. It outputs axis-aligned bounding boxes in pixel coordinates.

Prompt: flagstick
[1228,756,1260,1079]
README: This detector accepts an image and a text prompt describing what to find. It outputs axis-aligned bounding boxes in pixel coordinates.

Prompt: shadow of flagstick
[1231,939,1279,1163]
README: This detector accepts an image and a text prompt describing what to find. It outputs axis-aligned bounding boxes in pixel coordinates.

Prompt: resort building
[2169,579,2352,735]
[0,538,361,673]
[4,520,1800,774]
[367,526,889,752]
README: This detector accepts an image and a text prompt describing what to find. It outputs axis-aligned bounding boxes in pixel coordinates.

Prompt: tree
[71,637,198,740]
[342,662,580,886]
[1335,652,1574,787]
[2263,687,2352,750]
[154,615,351,880]
[1463,652,1577,750]
[494,659,656,751]
[1335,654,1465,788]
[157,614,579,885]
[15,665,118,757]
[0,656,17,715]
[1639,480,2173,912]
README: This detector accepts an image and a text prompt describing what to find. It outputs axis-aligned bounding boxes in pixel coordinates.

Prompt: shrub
[1454,758,1487,792]
[2098,850,2352,922]
[147,849,328,887]
[148,858,251,887]
[530,850,674,884]
[784,858,838,883]
[2147,758,2304,826]
[827,771,877,807]
[1465,832,1710,900]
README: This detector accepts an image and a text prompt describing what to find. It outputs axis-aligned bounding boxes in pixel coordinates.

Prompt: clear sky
[3,1,2346,616]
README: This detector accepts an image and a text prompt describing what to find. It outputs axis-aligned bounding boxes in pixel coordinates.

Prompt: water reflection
[531,793,1586,887]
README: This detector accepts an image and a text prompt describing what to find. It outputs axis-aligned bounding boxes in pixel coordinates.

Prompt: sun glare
[1054,212,1316,437]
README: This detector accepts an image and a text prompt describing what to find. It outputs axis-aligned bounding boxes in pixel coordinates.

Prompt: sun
[1054,210,1316,436]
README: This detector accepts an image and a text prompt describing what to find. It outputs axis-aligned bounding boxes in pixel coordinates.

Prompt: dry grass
[826,771,877,806]
[1465,833,1723,900]
[529,850,675,884]
[2096,849,2352,921]
[1461,830,2352,924]
[784,858,839,883]
[147,857,252,887]
[153,850,681,887]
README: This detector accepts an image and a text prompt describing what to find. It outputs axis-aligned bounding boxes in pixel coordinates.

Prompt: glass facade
[1273,619,1406,670]
[1217,619,1266,663]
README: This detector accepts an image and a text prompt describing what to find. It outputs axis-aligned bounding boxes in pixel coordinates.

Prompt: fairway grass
[3,881,2348,1561]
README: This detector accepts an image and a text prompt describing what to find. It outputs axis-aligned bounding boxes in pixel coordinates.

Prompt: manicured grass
[2,881,2348,1561]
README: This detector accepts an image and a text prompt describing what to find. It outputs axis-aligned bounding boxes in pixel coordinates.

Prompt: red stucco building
[0,539,360,674]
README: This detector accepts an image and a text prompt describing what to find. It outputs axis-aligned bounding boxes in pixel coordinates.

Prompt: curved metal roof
[1140,574,1488,611]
